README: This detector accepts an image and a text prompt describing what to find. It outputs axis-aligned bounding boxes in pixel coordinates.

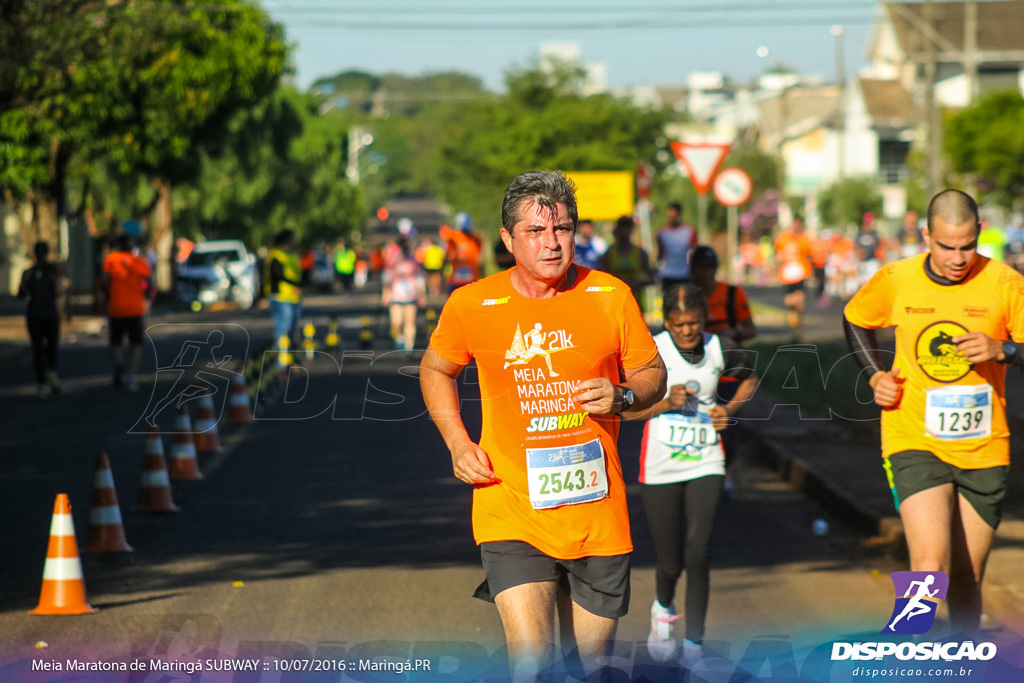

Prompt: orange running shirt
[429,266,660,559]
[705,282,752,336]
[103,251,151,318]
[774,230,813,284]
[844,253,1024,468]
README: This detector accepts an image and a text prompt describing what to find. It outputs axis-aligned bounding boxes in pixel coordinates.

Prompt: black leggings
[640,475,723,644]
[27,317,59,383]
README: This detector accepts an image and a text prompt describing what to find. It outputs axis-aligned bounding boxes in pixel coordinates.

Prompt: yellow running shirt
[429,266,659,559]
[844,253,1024,468]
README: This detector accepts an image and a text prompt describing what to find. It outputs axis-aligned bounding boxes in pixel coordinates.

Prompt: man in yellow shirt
[844,189,1024,635]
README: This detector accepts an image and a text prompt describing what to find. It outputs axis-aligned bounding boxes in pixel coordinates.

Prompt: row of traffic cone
[29,371,255,616]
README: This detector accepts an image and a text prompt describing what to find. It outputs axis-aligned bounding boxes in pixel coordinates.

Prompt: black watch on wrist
[1002,341,1017,364]
[619,387,636,413]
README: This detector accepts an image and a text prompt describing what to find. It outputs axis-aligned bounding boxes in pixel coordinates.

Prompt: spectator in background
[977,220,1007,263]
[1006,214,1024,273]
[418,236,447,296]
[492,234,516,273]
[810,229,832,308]
[598,215,654,312]
[855,211,882,285]
[382,238,426,353]
[264,229,303,348]
[774,215,814,330]
[897,209,925,258]
[573,219,607,269]
[103,235,151,392]
[657,201,698,292]
[334,240,358,293]
[19,241,63,398]
[445,212,482,291]
[689,246,756,499]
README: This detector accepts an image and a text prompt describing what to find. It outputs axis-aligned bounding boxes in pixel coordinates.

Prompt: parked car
[176,240,259,310]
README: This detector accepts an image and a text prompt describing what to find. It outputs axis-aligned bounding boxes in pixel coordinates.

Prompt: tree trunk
[152,178,174,291]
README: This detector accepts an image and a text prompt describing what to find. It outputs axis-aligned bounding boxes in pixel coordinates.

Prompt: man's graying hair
[501,171,578,235]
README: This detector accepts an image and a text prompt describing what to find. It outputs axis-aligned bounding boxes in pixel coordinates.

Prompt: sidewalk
[740,389,1024,638]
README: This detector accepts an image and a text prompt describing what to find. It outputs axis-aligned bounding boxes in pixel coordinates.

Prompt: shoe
[47,370,62,395]
[722,475,735,501]
[681,639,703,669]
[113,365,125,387]
[37,383,51,399]
[647,599,677,663]
[125,376,139,393]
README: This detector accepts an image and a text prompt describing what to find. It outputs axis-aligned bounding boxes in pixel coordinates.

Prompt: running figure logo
[882,571,949,634]
[503,322,563,377]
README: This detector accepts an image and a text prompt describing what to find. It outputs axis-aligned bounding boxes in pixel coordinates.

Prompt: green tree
[817,177,882,229]
[945,90,1024,208]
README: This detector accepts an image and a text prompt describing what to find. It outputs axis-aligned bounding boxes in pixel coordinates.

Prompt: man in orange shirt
[103,235,152,391]
[774,215,814,330]
[420,171,666,678]
[844,189,1024,635]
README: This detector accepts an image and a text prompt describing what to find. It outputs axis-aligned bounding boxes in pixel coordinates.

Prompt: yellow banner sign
[565,171,635,221]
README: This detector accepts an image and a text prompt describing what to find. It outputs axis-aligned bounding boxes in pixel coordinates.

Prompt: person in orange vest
[773,215,814,330]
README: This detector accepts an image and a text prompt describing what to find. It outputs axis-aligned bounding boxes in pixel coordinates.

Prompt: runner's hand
[451,441,496,485]
[954,331,1001,363]
[709,404,731,431]
[871,367,904,408]
[574,377,618,415]
[667,384,693,410]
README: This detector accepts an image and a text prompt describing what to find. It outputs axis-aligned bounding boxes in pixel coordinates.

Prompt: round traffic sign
[712,167,753,207]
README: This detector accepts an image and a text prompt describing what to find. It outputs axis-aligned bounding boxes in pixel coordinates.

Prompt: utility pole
[923,0,943,198]
[832,24,846,182]
[964,0,979,103]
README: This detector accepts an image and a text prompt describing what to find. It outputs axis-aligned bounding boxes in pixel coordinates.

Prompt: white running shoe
[681,639,703,669]
[647,599,677,662]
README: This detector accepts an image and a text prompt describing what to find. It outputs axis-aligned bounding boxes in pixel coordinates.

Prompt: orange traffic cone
[138,426,179,512]
[191,394,223,453]
[168,406,203,481]
[226,369,253,423]
[29,494,97,615]
[85,453,133,553]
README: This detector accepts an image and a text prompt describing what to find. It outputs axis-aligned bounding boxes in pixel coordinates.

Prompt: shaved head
[927,189,980,233]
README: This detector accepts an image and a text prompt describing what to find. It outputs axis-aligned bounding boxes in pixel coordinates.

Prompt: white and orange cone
[191,394,223,453]
[85,453,133,553]
[168,406,203,481]
[29,494,97,615]
[226,369,253,423]
[138,426,179,512]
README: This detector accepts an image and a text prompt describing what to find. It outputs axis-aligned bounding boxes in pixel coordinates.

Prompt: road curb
[742,424,1024,639]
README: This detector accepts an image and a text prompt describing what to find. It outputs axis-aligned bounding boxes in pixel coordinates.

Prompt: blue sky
[262,1,880,92]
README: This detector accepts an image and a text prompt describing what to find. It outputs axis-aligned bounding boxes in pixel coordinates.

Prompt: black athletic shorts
[109,316,144,346]
[782,280,806,295]
[474,540,631,619]
[884,450,1007,529]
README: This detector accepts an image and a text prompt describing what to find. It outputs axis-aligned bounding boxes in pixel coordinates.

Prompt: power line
[282,16,877,31]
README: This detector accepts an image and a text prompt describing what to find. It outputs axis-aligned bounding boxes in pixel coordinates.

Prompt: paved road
[0,289,1014,681]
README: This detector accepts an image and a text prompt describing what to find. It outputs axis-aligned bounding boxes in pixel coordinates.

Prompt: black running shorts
[474,540,631,619]
[884,449,1007,529]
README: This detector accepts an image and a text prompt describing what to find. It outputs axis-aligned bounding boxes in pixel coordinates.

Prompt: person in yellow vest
[334,240,358,293]
[264,229,303,347]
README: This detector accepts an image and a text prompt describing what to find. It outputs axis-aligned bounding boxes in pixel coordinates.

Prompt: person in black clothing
[18,241,63,398]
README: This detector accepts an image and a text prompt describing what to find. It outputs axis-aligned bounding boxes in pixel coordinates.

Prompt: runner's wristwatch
[1001,341,1017,364]
[618,386,635,414]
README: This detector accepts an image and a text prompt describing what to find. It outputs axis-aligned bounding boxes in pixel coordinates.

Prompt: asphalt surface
[0,285,1022,682]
